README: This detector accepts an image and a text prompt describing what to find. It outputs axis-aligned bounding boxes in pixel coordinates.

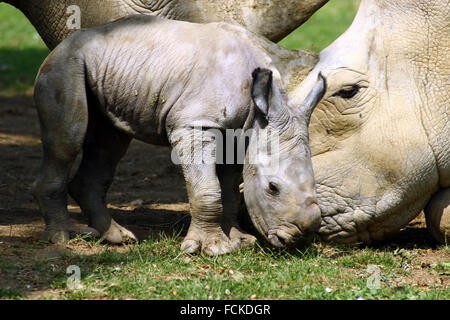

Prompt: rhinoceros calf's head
[242,68,326,247]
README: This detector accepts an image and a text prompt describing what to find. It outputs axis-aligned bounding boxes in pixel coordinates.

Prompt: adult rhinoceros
[291,0,449,244]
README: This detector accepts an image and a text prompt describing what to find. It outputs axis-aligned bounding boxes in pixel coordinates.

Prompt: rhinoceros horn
[297,73,326,127]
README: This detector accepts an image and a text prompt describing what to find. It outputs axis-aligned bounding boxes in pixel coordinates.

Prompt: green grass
[0,1,360,95]
[279,0,361,51]
[0,288,24,299]
[0,3,49,95]
[2,234,447,300]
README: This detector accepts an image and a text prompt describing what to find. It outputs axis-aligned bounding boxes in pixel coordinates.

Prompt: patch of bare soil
[0,95,448,298]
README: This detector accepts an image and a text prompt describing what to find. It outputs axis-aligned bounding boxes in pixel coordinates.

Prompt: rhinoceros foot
[100,219,137,244]
[425,188,450,245]
[181,222,256,256]
[40,223,100,243]
[228,226,257,249]
[222,216,257,249]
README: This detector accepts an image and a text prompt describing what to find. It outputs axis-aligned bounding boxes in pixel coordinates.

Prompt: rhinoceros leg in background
[67,108,136,244]
[217,164,257,249]
[425,188,450,245]
[3,0,328,49]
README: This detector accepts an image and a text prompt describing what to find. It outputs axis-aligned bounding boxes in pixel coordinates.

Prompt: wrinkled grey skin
[2,0,328,49]
[291,0,449,244]
[32,16,323,254]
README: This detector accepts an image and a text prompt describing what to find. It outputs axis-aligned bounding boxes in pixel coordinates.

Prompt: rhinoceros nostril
[268,233,286,248]
[296,203,322,234]
[304,196,317,207]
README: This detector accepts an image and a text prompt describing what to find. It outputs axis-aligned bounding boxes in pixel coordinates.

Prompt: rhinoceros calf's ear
[251,68,273,116]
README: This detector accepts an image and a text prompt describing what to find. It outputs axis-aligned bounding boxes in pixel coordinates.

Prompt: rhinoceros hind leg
[33,63,97,243]
[40,224,100,243]
[68,107,136,244]
[101,219,137,244]
[424,188,450,245]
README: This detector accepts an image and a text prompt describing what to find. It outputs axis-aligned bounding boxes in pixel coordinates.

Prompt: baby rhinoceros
[33,15,324,255]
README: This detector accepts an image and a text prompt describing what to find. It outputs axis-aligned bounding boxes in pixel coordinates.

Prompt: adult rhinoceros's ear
[251,68,273,116]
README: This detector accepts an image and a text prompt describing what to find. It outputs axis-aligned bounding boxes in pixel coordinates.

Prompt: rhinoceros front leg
[171,128,244,255]
[424,188,450,245]
[68,109,137,244]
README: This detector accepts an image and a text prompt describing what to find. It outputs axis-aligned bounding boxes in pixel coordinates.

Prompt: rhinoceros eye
[268,182,280,195]
[333,85,360,99]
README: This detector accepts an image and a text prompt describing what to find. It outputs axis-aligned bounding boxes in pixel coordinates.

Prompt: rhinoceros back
[70,15,269,141]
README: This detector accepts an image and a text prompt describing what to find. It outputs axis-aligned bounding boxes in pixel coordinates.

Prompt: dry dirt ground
[0,95,448,298]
